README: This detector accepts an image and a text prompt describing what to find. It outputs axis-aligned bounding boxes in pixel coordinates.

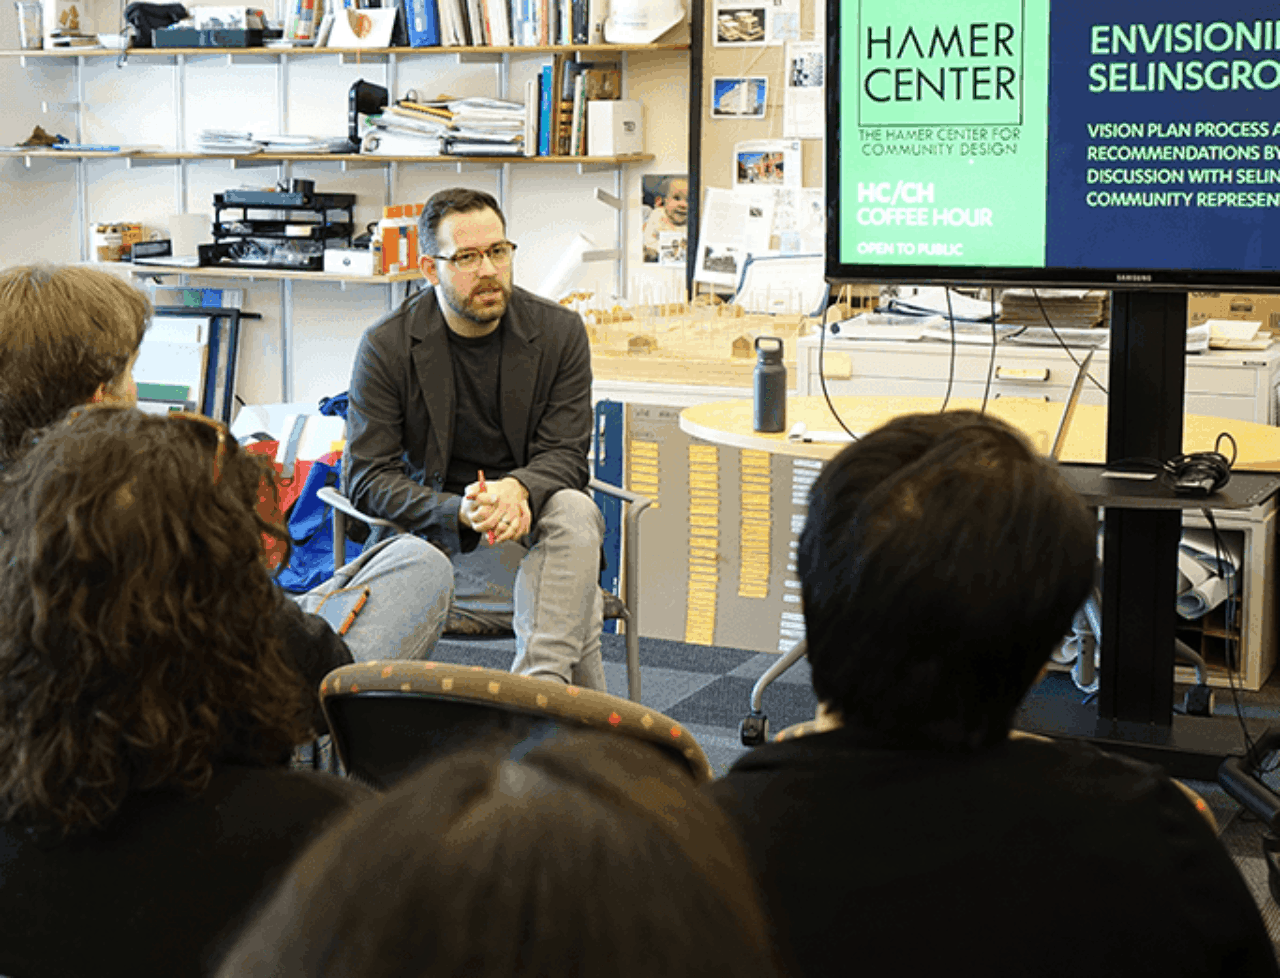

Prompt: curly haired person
[0,406,375,978]
[0,263,453,668]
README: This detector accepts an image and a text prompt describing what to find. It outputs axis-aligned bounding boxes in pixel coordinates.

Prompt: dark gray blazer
[343,285,592,557]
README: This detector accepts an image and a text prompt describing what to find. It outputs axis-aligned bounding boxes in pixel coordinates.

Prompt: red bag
[242,417,318,570]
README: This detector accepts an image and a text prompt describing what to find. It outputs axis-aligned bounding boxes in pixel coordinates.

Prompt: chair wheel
[740,713,768,746]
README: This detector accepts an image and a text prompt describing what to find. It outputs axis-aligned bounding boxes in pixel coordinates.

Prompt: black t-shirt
[444,325,517,496]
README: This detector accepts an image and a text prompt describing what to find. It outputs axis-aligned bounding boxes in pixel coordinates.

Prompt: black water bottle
[753,336,786,433]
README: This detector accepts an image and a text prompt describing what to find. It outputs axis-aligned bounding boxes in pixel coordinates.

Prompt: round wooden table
[679,395,1280,471]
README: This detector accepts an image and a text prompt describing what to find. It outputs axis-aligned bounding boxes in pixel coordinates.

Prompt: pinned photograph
[641,174,689,265]
[658,231,687,265]
[711,77,768,119]
[700,244,742,277]
[789,47,824,88]
[736,149,785,185]
[714,6,766,45]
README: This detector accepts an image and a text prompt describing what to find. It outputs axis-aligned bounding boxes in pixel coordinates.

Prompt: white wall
[0,14,692,407]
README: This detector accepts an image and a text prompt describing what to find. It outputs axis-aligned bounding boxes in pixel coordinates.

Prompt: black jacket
[343,285,593,557]
[709,727,1280,978]
[0,765,371,977]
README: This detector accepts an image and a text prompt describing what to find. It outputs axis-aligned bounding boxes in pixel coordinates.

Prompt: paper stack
[197,130,265,155]
[997,289,1110,330]
[256,134,353,154]
[441,97,526,156]
[367,96,526,157]
[1205,318,1273,350]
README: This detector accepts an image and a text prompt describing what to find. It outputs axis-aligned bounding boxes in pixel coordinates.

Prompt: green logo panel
[857,0,1026,127]
[839,0,1050,268]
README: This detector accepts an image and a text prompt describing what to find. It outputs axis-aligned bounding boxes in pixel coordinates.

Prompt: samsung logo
[1115,273,1152,282]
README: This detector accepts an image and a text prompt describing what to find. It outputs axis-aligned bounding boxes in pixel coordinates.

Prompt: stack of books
[530,57,620,156]
[414,0,599,46]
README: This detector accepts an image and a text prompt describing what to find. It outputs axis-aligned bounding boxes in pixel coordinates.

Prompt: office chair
[317,476,653,702]
[319,660,713,789]
[739,639,807,745]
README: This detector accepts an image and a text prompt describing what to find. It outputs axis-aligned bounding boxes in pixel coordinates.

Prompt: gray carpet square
[665,675,818,733]
[729,652,812,686]
[602,635,759,674]
[602,662,721,714]
[432,637,516,672]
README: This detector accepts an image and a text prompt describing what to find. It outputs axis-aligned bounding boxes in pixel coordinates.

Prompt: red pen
[478,469,495,545]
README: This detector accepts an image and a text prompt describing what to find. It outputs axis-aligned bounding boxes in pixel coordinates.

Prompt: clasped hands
[460,476,531,544]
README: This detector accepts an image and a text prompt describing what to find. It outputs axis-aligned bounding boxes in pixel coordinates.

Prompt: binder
[585,0,604,43]
[406,0,440,46]
[487,0,511,45]
[538,62,554,155]
[523,78,537,156]
[465,0,487,42]
[571,0,586,43]
[570,72,585,155]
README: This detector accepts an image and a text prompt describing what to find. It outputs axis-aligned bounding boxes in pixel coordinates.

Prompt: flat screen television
[826,0,1280,290]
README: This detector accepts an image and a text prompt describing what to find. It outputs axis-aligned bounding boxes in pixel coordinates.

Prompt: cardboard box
[587,100,643,157]
[1188,292,1280,336]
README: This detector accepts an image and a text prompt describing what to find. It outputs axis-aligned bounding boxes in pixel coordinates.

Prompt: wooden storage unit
[1171,504,1277,691]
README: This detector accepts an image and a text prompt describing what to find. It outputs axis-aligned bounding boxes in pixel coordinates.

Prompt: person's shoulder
[1002,734,1211,826]
[205,765,375,824]
[363,289,438,345]
[509,287,584,333]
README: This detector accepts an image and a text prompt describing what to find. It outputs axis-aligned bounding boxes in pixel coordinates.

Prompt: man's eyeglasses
[432,241,517,272]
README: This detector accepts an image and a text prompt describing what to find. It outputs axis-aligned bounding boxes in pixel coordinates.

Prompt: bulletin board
[690,0,826,296]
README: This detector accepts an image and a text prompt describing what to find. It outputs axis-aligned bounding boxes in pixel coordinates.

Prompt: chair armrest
[588,477,652,702]
[589,477,651,509]
[316,486,403,531]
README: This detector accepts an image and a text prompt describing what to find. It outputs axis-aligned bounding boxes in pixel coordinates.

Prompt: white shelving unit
[3,42,683,399]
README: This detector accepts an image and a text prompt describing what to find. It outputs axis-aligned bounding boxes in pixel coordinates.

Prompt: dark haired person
[0,407,374,978]
[0,263,454,666]
[709,411,1279,978]
[216,725,788,978]
[344,187,607,689]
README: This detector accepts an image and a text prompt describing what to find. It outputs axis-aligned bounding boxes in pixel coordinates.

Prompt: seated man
[709,411,1280,977]
[0,264,454,669]
[343,187,605,690]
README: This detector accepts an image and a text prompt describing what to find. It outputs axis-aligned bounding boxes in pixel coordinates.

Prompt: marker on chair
[477,469,495,545]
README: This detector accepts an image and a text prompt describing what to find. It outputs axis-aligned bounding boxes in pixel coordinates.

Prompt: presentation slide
[838,0,1280,274]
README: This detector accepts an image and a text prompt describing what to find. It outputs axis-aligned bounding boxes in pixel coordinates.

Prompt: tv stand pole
[1022,290,1270,780]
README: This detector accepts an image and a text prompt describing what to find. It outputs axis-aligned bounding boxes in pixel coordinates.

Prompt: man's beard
[441,276,511,325]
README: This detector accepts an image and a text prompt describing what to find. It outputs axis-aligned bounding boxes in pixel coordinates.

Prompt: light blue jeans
[451,488,606,691]
[295,535,454,662]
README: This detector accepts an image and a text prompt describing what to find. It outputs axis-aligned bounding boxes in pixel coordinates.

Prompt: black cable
[1031,287,1108,396]
[940,288,957,413]
[1203,507,1265,765]
[981,290,998,414]
[817,282,859,441]
[1217,431,1239,467]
